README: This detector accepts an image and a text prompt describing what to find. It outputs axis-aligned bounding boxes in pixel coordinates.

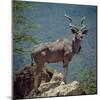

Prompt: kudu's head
[65,14,88,41]
[65,14,88,54]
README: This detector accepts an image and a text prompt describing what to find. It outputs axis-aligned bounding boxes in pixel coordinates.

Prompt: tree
[13,0,41,55]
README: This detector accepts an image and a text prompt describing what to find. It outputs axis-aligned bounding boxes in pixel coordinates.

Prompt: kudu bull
[31,15,88,93]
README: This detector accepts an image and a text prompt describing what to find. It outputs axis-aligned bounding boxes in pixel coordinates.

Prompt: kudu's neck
[72,37,81,54]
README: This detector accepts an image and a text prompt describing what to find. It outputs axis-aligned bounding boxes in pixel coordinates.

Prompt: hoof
[63,79,67,84]
[31,63,33,66]
[64,80,67,84]
[64,81,67,84]
[36,90,41,95]
[34,89,41,95]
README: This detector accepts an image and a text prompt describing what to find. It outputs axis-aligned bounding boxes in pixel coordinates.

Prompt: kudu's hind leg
[34,67,41,93]
[34,63,44,94]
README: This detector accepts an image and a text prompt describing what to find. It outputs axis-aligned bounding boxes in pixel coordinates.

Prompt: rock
[26,70,63,98]
[14,64,85,99]
[50,71,64,82]
[27,71,85,98]
[13,64,54,99]
[13,65,35,99]
[38,71,64,93]
[60,81,65,85]
[39,81,61,93]
[41,81,84,97]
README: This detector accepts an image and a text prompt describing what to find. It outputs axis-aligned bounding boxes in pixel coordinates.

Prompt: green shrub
[78,68,97,94]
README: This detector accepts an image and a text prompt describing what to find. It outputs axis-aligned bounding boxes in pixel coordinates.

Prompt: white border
[0,0,99,100]
[0,0,11,100]
[20,0,98,5]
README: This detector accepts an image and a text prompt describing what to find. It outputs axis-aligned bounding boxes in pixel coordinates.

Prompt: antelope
[31,15,88,93]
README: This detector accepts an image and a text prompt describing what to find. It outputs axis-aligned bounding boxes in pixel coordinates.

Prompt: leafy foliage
[78,68,97,94]
[13,0,41,54]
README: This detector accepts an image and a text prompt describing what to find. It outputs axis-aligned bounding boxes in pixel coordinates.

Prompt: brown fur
[31,38,81,92]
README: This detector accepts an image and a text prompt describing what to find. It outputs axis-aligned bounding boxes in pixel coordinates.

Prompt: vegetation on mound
[78,68,97,94]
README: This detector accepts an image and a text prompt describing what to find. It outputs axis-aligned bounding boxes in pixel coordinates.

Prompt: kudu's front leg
[31,53,34,66]
[63,60,68,84]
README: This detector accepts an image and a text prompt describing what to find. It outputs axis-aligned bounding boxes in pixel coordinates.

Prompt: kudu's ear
[70,25,79,34]
[82,29,88,34]
[70,28,78,34]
